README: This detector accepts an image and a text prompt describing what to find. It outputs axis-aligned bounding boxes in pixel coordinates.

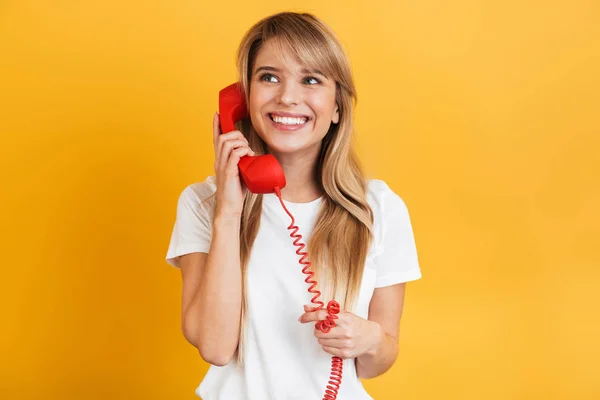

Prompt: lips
[267,112,311,131]
[269,114,308,124]
[268,111,311,119]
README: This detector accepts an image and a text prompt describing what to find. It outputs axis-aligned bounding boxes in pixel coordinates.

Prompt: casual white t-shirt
[166,176,422,400]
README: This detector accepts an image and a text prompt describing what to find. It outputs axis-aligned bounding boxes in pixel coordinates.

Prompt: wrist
[366,321,383,357]
[215,210,242,221]
[214,212,242,229]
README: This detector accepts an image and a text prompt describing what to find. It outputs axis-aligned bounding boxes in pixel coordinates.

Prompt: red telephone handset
[218,82,286,194]
[218,82,343,400]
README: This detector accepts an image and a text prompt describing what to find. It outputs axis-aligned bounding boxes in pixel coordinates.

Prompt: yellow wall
[1,1,598,399]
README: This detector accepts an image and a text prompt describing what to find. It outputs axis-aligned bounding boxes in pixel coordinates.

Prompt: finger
[226,147,254,173]
[217,130,248,145]
[219,139,251,172]
[213,112,221,148]
[216,131,248,165]
[303,304,321,312]
[299,309,330,324]
[304,304,348,318]
[322,346,352,359]
[314,326,346,339]
[317,337,352,349]
[213,113,221,170]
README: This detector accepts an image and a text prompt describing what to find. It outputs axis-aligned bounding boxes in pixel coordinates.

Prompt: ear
[332,105,340,124]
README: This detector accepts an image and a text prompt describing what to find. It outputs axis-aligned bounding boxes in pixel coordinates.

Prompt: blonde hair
[220,11,374,365]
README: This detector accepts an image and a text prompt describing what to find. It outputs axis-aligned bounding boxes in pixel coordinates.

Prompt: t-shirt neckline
[263,193,324,209]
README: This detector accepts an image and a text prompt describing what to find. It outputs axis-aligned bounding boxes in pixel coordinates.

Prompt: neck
[271,147,323,203]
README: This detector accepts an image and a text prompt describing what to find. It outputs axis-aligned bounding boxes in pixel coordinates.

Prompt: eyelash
[259,73,321,85]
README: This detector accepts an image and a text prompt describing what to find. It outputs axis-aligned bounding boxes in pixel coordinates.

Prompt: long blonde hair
[219,11,374,365]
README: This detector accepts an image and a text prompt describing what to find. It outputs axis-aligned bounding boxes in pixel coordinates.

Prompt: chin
[268,140,322,157]
[265,143,303,155]
[254,127,323,155]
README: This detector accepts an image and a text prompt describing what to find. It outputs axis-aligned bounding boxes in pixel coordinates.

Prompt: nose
[277,80,301,106]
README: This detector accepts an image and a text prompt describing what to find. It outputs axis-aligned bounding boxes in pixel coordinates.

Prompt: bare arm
[178,113,254,366]
[179,214,243,366]
[356,283,406,378]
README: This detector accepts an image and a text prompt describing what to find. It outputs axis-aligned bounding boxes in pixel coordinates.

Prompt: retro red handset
[218,82,286,194]
[219,82,344,400]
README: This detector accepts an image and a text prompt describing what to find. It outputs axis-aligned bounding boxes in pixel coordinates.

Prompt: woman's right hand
[212,112,255,217]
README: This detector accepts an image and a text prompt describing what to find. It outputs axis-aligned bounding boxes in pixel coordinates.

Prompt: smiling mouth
[268,114,310,126]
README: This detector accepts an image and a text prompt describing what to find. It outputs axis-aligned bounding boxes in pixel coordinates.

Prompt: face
[248,40,339,159]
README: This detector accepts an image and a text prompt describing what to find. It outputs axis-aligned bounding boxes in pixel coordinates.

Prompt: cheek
[248,88,268,117]
[308,92,337,119]
[248,94,261,117]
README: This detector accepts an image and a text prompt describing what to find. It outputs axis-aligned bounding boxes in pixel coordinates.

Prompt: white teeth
[271,115,308,125]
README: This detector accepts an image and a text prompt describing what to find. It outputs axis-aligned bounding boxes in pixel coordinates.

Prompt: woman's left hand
[298,304,383,359]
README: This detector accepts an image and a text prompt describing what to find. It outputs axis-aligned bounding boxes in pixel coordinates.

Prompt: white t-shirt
[166,176,421,400]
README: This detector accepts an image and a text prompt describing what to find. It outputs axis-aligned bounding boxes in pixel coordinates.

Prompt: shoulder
[365,178,414,254]
[176,176,217,217]
[180,175,217,200]
[366,178,409,215]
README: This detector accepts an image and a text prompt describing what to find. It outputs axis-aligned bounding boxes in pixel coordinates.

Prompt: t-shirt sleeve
[373,183,422,287]
[165,185,213,268]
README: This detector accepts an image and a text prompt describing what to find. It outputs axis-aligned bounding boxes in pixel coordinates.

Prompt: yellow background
[1,0,598,399]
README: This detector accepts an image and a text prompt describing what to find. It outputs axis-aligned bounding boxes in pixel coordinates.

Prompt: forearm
[185,213,242,364]
[355,332,399,379]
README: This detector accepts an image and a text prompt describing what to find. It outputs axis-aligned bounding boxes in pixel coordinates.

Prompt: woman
[166,11,422,400]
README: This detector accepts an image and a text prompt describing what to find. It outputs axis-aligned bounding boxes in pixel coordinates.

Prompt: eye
[259,73,279,83]
[303,76,321,85]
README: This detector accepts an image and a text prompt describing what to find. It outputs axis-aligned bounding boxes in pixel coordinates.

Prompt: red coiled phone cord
[274,187,343,400]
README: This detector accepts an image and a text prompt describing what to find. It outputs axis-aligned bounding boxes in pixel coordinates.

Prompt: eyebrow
[254,65,328,79]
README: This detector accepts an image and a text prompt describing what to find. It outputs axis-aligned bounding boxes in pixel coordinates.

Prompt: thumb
[213,112,221,147]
